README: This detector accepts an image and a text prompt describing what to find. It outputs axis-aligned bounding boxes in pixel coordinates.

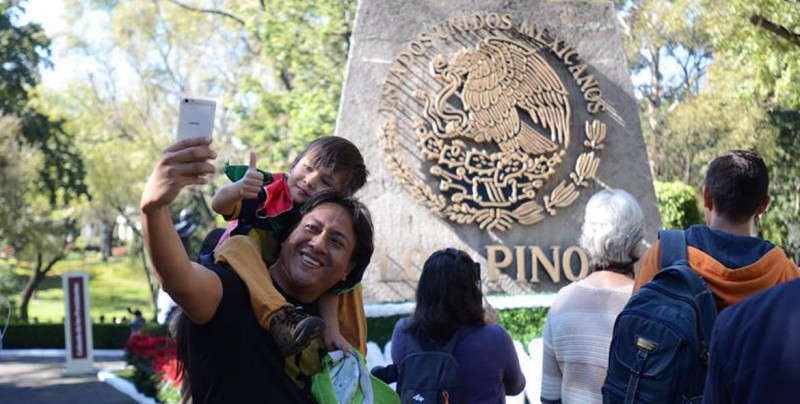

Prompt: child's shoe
[270,306,325,356]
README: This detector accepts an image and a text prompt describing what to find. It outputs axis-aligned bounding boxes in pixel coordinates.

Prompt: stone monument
[335,0,661,303]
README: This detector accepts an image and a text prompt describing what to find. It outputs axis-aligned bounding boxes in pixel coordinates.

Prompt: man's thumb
[248,151,257,170]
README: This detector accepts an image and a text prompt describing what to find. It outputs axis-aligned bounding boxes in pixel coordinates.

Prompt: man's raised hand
[140,137,216,213]
[238,151,264,200]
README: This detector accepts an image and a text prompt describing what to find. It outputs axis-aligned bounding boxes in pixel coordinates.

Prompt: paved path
[0,356,135,404]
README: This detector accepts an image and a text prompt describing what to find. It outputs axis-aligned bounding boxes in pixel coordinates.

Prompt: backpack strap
[440,327,469,355]
[404,326,469,356]
[658,229,688,270]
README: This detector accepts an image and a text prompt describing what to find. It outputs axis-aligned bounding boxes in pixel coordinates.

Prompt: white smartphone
[176,97,216,141]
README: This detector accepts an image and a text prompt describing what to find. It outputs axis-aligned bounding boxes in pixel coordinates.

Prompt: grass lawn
[6,251,155,323]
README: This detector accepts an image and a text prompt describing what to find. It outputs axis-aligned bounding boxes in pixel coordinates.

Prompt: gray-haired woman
[540,189,646,404]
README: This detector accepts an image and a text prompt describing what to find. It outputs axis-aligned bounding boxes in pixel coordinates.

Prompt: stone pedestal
[336,0,661,302]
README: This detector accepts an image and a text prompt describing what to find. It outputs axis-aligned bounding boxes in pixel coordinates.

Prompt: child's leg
[215,234,324,357]
[214,234,290,330]
[337,284,367,356]
[320,294,352,353]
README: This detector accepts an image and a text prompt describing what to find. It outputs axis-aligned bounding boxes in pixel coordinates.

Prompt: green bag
[311,350,400,404]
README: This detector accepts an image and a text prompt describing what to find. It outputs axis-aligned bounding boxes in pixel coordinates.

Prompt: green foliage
[0,0,50,114]
[760,109,800,262]
[497,307,549,346]
[366,315,404,348]
[5,309,548,350]
[2,323,132,348]
[125,332,180,403]
[366,308,549,349]
[702,0,800,110]
[0,1,87,206]
[9,252,155,323]
[226,0,357,169]
[654,181,703,230]
[1,0,88,321]
[623,0,799,258]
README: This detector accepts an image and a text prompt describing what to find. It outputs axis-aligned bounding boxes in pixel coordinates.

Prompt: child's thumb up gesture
[238,151,264,200]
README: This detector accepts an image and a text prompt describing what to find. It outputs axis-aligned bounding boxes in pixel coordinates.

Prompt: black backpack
[602,230,717,403]
[397,328,468,404]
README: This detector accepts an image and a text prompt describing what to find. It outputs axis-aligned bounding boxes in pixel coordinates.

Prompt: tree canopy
[3,0,799,320]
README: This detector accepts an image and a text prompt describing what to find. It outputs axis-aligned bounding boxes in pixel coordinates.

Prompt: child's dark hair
[704,150,769,223]
[291,136,368,196]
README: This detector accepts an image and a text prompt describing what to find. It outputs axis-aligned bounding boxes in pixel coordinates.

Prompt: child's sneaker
[270,306,325,356]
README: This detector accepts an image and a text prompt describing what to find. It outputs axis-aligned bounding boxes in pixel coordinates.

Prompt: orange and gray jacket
[633,224,799,311]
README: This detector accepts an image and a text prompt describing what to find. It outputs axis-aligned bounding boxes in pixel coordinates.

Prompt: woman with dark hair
[390,248,525,403]
[540,189,646,404]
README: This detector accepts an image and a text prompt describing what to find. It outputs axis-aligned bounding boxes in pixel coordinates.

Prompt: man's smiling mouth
[301,253,322,267]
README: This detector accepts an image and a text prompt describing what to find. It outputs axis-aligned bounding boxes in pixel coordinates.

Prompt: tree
[0,0,87,205]
[56,0,271,317]
[700,0,800,260]
[0,113,80,321]
[0,0,88,320]
[54,0,360,312]
[622,0,800,260]
[617,0,714,181]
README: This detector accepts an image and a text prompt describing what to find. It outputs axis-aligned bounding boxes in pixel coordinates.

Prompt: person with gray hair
[541,189,645,404]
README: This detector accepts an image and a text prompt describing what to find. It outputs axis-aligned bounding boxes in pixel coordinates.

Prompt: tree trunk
[116,207,160,321]
[138,243,160,322]
[192,188,214,225]
[18,252,64,322]
[100,218,116,262]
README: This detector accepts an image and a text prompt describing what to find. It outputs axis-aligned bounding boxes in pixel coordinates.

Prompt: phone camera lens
[183,99,188,103]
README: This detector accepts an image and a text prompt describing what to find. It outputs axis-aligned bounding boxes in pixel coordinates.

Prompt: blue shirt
[704,278,800,403]
[391,317,526,403]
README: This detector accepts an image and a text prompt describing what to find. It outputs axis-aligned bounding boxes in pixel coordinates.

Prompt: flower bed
[124,333,182,403]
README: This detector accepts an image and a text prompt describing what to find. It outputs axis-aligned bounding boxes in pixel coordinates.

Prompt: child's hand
[324,327,353,356]
[238,151,264,199]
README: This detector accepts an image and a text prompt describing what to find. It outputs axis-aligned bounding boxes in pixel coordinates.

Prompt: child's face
[288,154,344,204]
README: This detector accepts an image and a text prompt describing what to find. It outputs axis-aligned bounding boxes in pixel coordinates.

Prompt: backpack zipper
[620,308,694,343]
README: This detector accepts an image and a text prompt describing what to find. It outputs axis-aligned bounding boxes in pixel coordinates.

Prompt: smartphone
[175,97,216,141]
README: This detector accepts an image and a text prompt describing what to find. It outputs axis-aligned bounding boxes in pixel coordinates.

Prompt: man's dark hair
[291,136,369,197]
[299,191,374,292]
[704,150,769,223]
[406,248,485,341]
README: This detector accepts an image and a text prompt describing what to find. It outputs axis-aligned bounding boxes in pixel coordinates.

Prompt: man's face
[287,154,345,204]
[276,202,356,302]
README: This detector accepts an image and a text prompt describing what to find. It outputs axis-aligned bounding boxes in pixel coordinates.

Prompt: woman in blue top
[391,248,526,403]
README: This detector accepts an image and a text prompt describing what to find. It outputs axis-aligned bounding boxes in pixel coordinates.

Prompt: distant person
[174,208,197,255]
[703,278,800,403]
[128,308,145,335]
[633,150,799,309]
[210,136,369,356]
[390,248,525,402]
[541,189,646,403]
[140,137,375,402]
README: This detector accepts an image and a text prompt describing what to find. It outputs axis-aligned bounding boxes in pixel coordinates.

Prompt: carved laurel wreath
[379,118,606,232]
[378,30,608,233]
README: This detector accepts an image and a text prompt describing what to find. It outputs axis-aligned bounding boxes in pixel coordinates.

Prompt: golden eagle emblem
[378,28,606,232]
[417,36,571,155]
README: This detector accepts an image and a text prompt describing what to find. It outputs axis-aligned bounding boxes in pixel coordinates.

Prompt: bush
[654,181,703,230]
[497,307,549,345]
[365,307,550,348]
[2,323,166,349]
[125,333,181,403]
[2,309,548,349]
[366,315,406,347]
